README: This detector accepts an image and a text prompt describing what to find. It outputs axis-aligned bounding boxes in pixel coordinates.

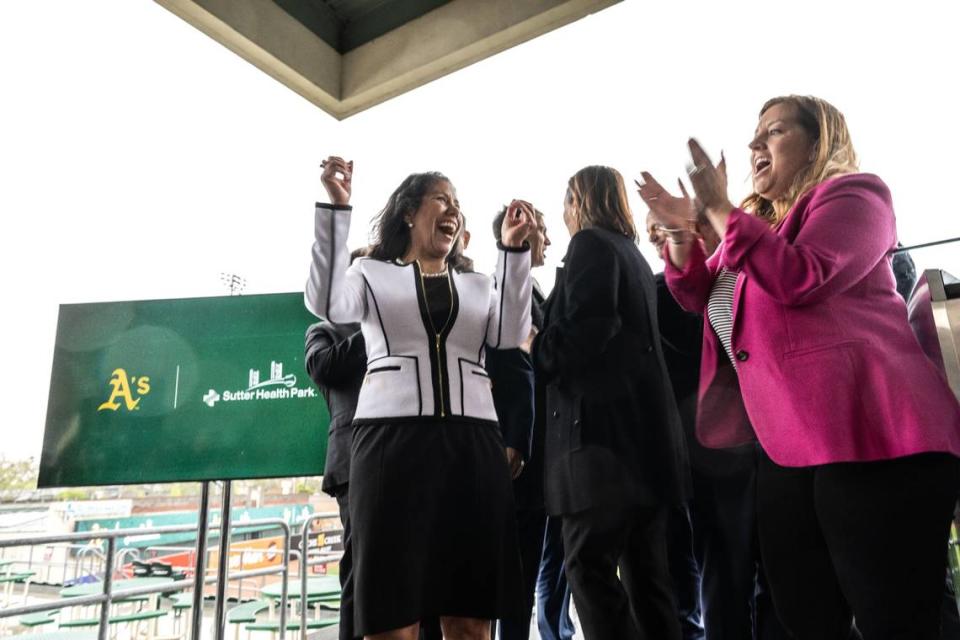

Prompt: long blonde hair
[568,165,637,240]
[741,95,859,224]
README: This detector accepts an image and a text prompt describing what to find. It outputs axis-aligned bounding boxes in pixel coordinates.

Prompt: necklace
[416,260,448,278]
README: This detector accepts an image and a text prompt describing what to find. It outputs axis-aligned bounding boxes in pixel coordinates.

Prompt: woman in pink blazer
[639,95,960,639]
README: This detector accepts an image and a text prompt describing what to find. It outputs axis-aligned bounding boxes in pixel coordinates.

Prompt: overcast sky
[1,0,959,463]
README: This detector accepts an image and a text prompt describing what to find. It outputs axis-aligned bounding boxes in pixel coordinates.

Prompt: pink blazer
[665,173,960,466]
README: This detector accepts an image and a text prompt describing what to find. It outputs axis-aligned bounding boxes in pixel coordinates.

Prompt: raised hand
[686,138,733,215]
[501,199,537,249]
[320,156,353,206]
[635,172,695,232]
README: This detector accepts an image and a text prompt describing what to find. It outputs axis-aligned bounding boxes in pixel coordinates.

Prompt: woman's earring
[406,221,414,228]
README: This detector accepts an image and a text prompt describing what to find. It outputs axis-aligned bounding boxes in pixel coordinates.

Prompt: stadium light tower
[219,272,246,296]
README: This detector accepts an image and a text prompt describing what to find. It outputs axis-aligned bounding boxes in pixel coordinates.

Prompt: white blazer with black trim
[305,203,532,425]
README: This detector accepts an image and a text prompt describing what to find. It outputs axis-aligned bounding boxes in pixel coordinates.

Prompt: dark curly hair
[367,171,451,262]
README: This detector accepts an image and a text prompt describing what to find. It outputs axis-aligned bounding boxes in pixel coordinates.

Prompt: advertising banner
[39,293,329,486]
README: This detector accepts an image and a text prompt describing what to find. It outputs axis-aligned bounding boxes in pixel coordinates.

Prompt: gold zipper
[417,261,454,418]
[435,335,445,417]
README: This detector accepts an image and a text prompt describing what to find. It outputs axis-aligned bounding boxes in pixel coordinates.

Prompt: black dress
[348,275,524,635]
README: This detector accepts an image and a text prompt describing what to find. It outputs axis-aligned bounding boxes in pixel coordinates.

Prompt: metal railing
[0,518,294,640]
[298,513,343,640]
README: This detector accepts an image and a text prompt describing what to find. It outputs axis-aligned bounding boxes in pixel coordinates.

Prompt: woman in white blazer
[306,156,536,640]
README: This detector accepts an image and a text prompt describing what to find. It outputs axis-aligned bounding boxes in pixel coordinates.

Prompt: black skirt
[348,418,525,635]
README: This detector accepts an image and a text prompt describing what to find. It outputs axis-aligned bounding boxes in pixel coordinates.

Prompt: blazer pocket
[367,365,401,375]
[458,358,497,420]
[356,355,422,418]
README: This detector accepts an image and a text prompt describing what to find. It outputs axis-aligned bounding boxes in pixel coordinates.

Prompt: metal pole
[279,524,290,640]
[213,481,233,640]
[894,237,960,253]
[300,520,309,640]
[97,537,115,640]
[190,482,211,640]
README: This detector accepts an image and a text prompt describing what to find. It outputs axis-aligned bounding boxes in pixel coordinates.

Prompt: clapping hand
[501,199,537,249]
[685,139,733,216]
[320,156,353,206]
[635,172,695,233]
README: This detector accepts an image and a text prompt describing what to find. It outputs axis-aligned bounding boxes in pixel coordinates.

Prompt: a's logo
[98,368,151,412]
[203,389,221,407]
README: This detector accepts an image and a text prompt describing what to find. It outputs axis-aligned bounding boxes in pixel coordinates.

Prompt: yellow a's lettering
[97,368,140,411]
[137,376,151,396]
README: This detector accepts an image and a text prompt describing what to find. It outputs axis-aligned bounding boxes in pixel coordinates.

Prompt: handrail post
[213,481,233,640]
[190,481,211,640]
[279,523,290,640]
[300,518,310,640]
[97,537,115,640]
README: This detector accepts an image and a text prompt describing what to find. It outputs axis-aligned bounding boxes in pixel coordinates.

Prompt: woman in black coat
[532,165,689,640]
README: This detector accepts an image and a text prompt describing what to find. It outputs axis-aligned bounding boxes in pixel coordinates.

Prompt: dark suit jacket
[533,228,690,515]
[486,285,547,510]
[305,321,365,497]
[486,346,535,460]
[655,273,754,476]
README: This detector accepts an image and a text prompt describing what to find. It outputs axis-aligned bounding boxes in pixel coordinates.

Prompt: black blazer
[486,285,548,510]
[485,347,535,460]
[305,321,365,497]
[512,285,548,509]
[533,228,690,515]
[655,273,754,476]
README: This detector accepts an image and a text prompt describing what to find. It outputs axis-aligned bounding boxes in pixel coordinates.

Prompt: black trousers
[497,507,547,640]
[690,454,789,640]
[757,451,958,640]
[667,504,705,640]
[562,504,680,640]
[336,493,356,640]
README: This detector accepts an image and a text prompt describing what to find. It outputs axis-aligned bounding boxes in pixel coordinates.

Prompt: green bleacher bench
[227,599,271,624]
[19,610,59,627]
[59,609,168,628]
[168,592,194,610]
[245,617,339,632]
[0,571,35,583]
[314,599,340,611]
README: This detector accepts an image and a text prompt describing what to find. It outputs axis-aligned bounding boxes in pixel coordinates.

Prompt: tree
[0,457,38,491]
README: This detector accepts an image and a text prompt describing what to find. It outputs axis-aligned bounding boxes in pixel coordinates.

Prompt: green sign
[39,293,329,487]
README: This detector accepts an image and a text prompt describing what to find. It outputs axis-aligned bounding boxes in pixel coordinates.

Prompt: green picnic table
[260,576,341,620]
[1,570,35,607]
[59,576,174,599]
[57,577,175,635]
[259,576,340,601]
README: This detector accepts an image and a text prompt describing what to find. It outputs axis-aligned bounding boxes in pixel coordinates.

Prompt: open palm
[635,171,695,231]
